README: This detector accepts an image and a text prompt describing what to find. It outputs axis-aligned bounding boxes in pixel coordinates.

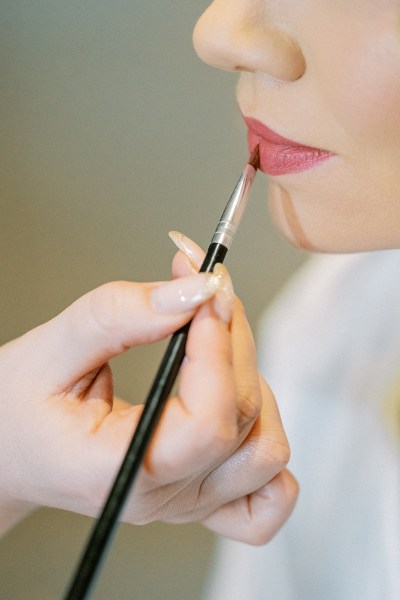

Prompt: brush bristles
[248,145,260,170]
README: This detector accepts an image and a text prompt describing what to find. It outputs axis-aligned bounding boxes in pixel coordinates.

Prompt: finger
[145,281,237,481]
[206,378,289,502]
[201,469,299,545]
[16,273,227,393]
[171,233,266,429]
[74,384,132,429]
[170,233,234,322]
[230,299,264,427]
[164,378,290,522]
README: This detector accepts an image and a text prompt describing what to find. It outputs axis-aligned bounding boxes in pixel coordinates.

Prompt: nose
[193,0,305,82]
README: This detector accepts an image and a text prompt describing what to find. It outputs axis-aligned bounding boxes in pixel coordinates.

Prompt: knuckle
[246,471,299,546]
[149,447,182,480]
[267,469,300,519]
[261,431,291,471]
[210,341,233,368]
[200,418,238,459]
[288,473,300,505]
[246,526,274,547]
[209,425,238,455]
[88,281,128,337]
[236,382,262,426]
[273,468,299,506]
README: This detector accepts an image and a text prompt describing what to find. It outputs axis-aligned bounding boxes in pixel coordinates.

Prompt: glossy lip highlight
[244,116,335,176]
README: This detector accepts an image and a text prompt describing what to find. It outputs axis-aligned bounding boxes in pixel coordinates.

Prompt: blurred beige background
[0,1,305,598]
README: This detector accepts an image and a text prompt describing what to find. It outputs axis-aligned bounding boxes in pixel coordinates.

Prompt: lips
[244,116,335,175]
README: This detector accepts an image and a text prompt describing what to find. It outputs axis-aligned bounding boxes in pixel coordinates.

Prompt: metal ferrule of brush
[211,163,257,249]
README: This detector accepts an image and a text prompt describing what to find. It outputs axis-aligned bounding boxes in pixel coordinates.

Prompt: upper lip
[244,115,329,152]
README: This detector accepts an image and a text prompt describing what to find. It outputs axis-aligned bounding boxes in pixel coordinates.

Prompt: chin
[267,182,320,252]
[270,214,400,255]
[267,181,400,255]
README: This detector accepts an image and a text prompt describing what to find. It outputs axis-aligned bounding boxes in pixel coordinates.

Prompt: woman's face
[193,1,400,252]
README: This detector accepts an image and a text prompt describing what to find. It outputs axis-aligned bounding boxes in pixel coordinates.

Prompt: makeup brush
[63,145,260,600]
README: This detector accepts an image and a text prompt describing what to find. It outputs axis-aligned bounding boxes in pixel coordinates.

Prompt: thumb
[14,274,224,393]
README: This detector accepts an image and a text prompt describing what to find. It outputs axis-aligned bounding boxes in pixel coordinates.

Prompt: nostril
[240,28,306,81]
[193,5,306,83]
[276,36,306,81]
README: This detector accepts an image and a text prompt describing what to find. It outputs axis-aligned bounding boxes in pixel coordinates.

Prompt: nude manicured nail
[150,272,221,313]
[169,231,205,272]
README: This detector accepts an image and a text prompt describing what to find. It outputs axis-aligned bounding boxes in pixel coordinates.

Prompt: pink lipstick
[244,116,335,176]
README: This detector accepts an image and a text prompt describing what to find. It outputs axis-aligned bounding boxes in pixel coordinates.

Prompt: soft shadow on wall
[0,1,305,598]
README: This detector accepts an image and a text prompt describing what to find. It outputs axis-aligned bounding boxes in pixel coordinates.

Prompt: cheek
[267,164,400,253]
[267,182,317,251]
[317,32,400,145]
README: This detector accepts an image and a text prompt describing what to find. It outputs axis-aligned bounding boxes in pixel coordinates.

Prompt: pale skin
[5,0,400,547]
[0,241,297,543]
[193,0,400,253]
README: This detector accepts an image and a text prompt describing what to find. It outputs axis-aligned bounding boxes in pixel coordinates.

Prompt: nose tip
[232,28,306,81]
[193,7,306,83]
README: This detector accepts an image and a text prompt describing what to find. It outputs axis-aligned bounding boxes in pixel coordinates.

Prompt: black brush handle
[63,242,228,600]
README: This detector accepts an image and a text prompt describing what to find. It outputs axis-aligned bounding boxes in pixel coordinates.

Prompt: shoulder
[262,250,400,328]
[257,250,400,391]
[259,250,400,344]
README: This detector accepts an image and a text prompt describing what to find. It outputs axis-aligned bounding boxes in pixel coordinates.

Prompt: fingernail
[212,264,235,324]
[150,272,221,313]
[169,231,205,273]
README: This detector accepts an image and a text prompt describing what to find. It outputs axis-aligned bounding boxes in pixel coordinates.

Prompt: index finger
[14,279,210,394]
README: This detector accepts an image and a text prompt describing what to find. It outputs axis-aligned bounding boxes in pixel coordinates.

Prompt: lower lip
[246,118,335,176]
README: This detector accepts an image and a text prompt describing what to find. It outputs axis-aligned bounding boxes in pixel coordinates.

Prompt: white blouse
[206,251,400,600]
